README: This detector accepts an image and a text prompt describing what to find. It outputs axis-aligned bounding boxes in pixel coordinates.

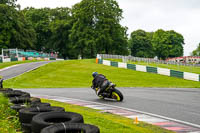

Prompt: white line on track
[31,94,200,129]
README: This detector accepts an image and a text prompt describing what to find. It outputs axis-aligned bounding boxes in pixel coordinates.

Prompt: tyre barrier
[19,106,65,133]
[0,88,13,93]
[10,97,31,104]
[9,97,41,104]
[5,90,30,98]
[30,102,51,107]
[41,123,100,133]
[10,104,26,112]
[30,97,41,104]
[21,123,32,133]
[10,102,51,112]
[19,106,65,123]
[31,112,84,133]
[2,88,100,133]
[9,98,43,113]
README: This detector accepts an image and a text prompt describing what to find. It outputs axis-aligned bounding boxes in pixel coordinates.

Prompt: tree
[70,0,128,58]
[48,8,74,59]
[49,20,73,59]
[0,0,17,6]
[0,4,36,50]
[129,29,154,57]
[192,43,200,56]
[22,8,52,51]
[22,7,76,59]
[167,30,184,58]
[94,0,128,55]
[70,1,97,58]
[152,29,184,60]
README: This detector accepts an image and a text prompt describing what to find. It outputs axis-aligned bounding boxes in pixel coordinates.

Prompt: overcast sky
[16,0,200,56]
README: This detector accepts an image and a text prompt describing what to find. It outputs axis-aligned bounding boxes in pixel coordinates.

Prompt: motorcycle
[92,82,123,101]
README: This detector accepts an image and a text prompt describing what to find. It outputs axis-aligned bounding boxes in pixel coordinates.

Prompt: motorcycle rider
[91,72,110,97]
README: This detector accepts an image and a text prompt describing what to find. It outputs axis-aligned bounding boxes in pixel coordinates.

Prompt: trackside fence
[0,48,64,63]
[96,59,200,82]
[0,57,63,63]
[98,54,200,67]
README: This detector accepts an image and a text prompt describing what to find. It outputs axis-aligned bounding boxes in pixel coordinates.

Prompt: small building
[166,56,200,64]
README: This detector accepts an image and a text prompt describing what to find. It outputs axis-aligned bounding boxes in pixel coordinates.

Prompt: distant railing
[0,48,62,63]
[1,48,58,59]
[97,54,200,67]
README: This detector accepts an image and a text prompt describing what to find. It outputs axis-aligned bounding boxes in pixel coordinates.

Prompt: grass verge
[41,98,174,133]
[4,59,200,88]
[107,59,200,74]
[0,93,21,132]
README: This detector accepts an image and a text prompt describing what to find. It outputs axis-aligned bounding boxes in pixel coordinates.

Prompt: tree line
[129,29,185,59]
[1,0,197,60]
[192,43,200,56]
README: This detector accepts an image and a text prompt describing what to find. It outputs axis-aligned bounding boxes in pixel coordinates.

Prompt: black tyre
[21,123,32,133]
[0,90,6,93]
[9,97,41,106]
[21,92,31,98]
[4,90,20,97]
[5,90,22,96]
[5,88,13,91]
[5,90,30,98]
[19,106,65,123]
[111,88,123,101]
[0,88,13,93]
[41,123,100,133]
[31,102,51,107]
[9,97,31,104]
[31,112,84,133]
[10,104,26,112]
[30,97,41,104]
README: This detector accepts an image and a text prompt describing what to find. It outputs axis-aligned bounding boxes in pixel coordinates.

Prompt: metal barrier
[97,59,200,82]
[98,54,200,67]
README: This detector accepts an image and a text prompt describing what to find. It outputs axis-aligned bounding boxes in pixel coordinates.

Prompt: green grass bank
[41,99,174,133]
[0,93,21,132]
[0,94,174,133]
[4,59,200,88]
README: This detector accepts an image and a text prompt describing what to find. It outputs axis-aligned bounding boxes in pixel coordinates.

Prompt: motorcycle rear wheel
[111,89,123,101]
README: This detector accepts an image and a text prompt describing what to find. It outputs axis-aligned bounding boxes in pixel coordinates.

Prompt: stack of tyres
[1,89,29,111]
[31,112,84,133]
[41,123,100,133]
[5,90,31,98]
[10,97,42,112]
[30,111,100,133]
[1,88,100,133]
[31,102,51,107]
[19,106,65,133]
[0,88,13,93]
[4,90,40,112]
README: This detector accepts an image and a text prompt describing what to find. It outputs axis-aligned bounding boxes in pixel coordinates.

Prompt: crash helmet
[92,72,98,78]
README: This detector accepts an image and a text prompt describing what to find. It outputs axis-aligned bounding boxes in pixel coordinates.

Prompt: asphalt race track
[0,61,55,80]
[22,87,200,126]
[1,61,200,126]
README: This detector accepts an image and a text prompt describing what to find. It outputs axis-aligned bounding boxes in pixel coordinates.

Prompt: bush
[0,93,21,132]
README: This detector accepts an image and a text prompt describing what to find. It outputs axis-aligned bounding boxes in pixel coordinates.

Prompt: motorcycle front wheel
[111,89,123,101]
